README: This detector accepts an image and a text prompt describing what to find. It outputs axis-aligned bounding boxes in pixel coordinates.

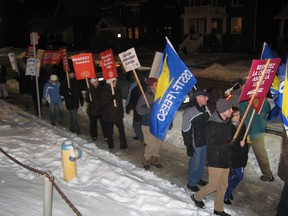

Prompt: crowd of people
[4,57,287,216]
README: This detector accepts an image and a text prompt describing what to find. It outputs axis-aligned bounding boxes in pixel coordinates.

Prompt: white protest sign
[25,58,40,77]
[149,51,163,78]
[30,32,39,45]
[8,53,19,73]
[118,48,141,72]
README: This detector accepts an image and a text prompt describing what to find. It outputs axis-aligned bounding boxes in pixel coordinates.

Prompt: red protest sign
[100,49,118,80]
[60,48,70,72]
[42,51,62,65]
[239,58,281,102]
[71,53,96,80]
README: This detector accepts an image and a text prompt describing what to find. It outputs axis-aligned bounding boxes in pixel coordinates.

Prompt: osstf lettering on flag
[72,53,96,80]
[150,38,197,140]
[100,49,118,80]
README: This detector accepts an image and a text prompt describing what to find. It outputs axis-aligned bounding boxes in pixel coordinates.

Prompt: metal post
[43,171,53,216]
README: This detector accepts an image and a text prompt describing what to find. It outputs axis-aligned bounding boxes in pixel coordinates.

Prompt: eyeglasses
[232,113,240,116]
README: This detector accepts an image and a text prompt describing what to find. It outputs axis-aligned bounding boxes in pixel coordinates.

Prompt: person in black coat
[60,72,83,135]
[126,73,147,145]
[86,78,106,142]
[16,57,31,110]
[100,78,127,150]
[224,107,249,205]
[192,98,234,216]
[0,61,9,99]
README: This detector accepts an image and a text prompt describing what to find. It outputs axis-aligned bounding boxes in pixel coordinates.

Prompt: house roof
[96,17,125,28]
[274,3,288,19]
[57,0,101,17]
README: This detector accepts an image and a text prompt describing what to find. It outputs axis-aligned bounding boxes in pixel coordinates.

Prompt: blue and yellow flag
[261,42,288,135]
[150,38,197,140]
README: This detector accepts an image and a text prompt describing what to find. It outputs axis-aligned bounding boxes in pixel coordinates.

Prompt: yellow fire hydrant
[61,140,82,181]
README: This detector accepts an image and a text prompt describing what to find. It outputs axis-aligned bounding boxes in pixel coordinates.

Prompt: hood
[209,111,230,124]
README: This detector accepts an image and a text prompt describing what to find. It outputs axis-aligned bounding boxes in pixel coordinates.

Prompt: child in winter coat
[224,107,249,205]
[43,74,63,125]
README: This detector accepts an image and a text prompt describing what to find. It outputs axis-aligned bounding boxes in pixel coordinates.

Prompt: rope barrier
[0,147,83,216]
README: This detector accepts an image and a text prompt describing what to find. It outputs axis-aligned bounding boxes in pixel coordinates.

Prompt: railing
[0,147,83,216]
[184,6,226,15]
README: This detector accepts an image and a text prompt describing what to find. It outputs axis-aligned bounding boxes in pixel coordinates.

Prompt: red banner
[60,48,70,72]
[42,51,62,65]
[100,49,118,80]
[239,58,281,102]
[71,53,96,80]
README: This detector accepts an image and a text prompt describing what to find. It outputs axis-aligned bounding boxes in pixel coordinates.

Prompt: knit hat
[147,77,158,86]
[216,98,232,113]
[193,89,208,97]
[90,78,98,84]
[106,78,117,84]
[50,74,57,81]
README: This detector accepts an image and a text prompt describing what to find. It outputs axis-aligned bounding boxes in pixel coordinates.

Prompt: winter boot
[150,156,163,169]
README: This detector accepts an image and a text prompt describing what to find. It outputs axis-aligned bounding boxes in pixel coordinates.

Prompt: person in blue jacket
[43,74,63,125]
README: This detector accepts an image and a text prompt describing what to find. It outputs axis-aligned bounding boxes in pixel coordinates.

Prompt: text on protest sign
[71,53,96,80]
[118,48,141,72]
[239,58,281,102]
[25,58,40,77]
[42,51,62,65]
[8,53,19,72]
[100,49,118,80]
[61,48,70,72]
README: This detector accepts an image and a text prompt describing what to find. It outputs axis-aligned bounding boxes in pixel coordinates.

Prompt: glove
[186,145,195,157]
[110,95,116,101]
[227,139,237,146]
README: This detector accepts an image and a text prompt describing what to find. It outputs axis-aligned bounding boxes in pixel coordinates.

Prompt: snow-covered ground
[0,81,284,216]
[0,48,285,215]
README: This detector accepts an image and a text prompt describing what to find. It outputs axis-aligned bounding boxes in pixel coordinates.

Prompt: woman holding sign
[100,78,128,151]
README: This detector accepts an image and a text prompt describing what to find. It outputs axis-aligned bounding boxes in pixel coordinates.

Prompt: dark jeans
[276,182,288,216]
[225,167,244,199]
[49,102,63,124]
[68,109,80,134]
[89,114,106,140]
[105,119,127,149]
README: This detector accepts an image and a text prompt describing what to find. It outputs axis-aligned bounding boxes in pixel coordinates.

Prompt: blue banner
[261,42,288,135]
[150,38,197,140]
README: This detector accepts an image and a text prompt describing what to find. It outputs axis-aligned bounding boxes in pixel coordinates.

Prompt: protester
[182,89,210,192]
[191,98,233,216]
[43,74,63,125]
[136,77,163,170]
[100,78,127,150]
[0,61,9,99]
[239,100,273,181]
[16,57,31,110]
[30,67,46,116]
[276,130,288,216]
[224,107,248,205]
[126,73,147,145]
[60,72,83,135]
[86,78,106,142]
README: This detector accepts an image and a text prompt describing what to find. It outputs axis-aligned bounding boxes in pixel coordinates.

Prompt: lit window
[230,17,242,34]
[135,27,139,39]
[164,26,172,36]
[128,28,133,39]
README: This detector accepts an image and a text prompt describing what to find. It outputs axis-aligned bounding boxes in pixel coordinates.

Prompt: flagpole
[233,58,271,140]
[132,69,150,108]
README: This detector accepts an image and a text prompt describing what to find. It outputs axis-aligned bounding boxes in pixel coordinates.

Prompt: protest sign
[71,53,96,80]
[100,49,118,80]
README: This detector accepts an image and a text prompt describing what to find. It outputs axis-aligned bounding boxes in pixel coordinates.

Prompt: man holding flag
[150,37,197,140]
[136,77,163,170]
